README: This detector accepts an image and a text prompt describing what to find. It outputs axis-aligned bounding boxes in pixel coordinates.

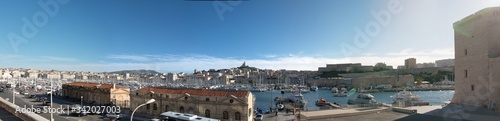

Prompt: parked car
[254,114,263,121]
[34,106,48,113]
[43,101,51,106]
[28,94,37,98]
[105,113,122,120]
[36,97,47,102]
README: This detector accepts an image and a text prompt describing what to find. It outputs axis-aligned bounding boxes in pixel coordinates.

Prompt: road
[0,88,154,121]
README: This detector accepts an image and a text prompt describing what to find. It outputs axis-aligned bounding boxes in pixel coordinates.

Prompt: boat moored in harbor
[391,89,430,107]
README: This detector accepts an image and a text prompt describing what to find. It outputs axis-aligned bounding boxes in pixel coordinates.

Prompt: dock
[299,107,390,120]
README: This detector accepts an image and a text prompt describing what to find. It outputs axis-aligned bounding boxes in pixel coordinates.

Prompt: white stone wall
[453,7,500,113]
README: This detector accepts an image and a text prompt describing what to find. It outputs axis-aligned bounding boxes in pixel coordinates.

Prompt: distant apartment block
[452,7,500,112]
[416,62,436,68]
[435,59,455,67]
[404,58,417,69]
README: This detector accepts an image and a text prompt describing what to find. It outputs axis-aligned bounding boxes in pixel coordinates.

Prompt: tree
[415,77,424,85]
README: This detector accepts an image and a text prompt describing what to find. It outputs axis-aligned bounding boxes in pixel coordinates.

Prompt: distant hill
[110,69,162,76]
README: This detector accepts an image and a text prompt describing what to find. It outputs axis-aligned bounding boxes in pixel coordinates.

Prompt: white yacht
[347,94,379,105]
[331,87,339,93]
[310,85,318,91]
[286,89,307,108]
[391,89,429,107]
[333,88,348,97]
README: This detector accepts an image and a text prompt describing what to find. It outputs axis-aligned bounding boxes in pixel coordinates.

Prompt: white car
[106,113,122,119]
[254,114,263,121]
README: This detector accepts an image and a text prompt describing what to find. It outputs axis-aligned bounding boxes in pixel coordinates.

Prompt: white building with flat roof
[435,59,454,67]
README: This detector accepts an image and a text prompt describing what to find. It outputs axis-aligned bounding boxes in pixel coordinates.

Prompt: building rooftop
[63,82,128,89]
[135,87,250,98]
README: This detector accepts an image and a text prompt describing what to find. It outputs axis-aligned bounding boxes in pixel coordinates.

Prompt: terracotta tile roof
[63,82,128,89]
[135,87,249,98]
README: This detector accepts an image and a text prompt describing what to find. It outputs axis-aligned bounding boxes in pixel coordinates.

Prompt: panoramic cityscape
[1,0,500,121]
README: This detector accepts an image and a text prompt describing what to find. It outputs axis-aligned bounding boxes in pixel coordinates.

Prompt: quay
[299,107,390,120]
[262,104,500,121]
[358,87,454,93]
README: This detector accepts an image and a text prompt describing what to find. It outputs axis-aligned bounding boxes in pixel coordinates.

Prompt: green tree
[415,77,424,85]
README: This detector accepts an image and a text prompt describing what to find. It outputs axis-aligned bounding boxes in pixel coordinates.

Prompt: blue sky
[0,0,499,73]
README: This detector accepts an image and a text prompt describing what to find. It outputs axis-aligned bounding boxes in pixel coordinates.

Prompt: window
[146,104,150,109]
[223,111,229,119]
[465,70,468,78]
[185,96,188,100]
[229,99,234,103]
[179,106,185,113]
[249,108,252,117]
[465,49,468,55]
[150,94,153,97]
[235,112,241,120]
[136,93,138,96]
[471,85,474,91]
[153,103,157,110]
[165,105,169,112]
[206,98,210,101]
[205,109,210,117]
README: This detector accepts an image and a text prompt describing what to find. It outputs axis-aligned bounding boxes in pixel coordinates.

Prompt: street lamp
[131,99,155,121]
[81,96,83,106]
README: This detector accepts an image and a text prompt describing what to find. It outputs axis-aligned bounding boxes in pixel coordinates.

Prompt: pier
[358,87,454,93]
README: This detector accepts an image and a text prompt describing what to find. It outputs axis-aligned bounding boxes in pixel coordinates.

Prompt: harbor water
[253,90,454,111]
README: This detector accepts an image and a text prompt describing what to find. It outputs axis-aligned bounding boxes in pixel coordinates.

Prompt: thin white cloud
[108,55,151,61]
[41,56,78,62]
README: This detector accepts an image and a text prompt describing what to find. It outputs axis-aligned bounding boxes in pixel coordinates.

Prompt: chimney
[113,83,116,89]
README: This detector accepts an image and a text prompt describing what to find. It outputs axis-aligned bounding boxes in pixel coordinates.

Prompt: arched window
[146,104,150,109]
[179,106,185,113]
[205,109,210,117]
[165,105,169,112]
[223,111,229,119]
[153,103,157,110]
[235,112,241,120]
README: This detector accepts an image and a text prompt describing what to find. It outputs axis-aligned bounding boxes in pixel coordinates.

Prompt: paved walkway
[262,111,296,121]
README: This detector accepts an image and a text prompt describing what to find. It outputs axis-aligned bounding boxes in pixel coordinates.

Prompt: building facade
[452,7,500,112]
[130,87,255,121]
[62,82,130,108]
[404,58,417,69]
[435,59,455,67]
[351,75,414,89]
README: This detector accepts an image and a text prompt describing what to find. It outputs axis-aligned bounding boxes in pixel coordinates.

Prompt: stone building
[62,82,130,107]
[452,7,500,112]
[130,87,255,121]
[351,75,414,89]
[404,58,417,69]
